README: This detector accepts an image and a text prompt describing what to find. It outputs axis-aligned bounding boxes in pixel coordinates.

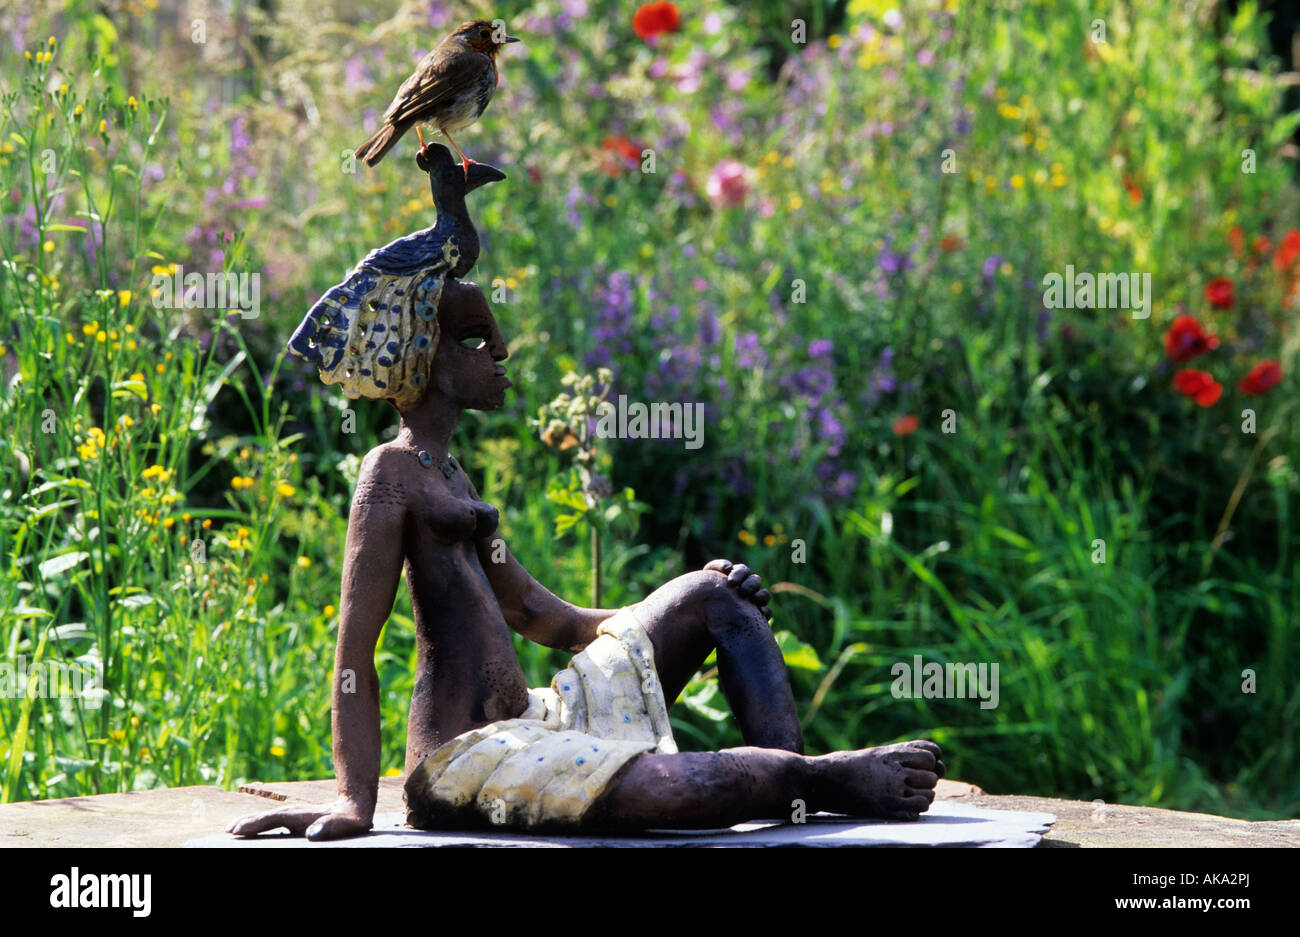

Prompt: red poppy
[1122,176,1143,204]
[1274,230,1300,274]
[1252,235,1271,256]
[892,414,919,436]
[1228,225,1244,258]
[1238,360,1282,396]
[1203,277,1234,310]
[1173,369,1223,407]
[633,2,681,41]
[600,135,641,177]
[1163,315,1219,363]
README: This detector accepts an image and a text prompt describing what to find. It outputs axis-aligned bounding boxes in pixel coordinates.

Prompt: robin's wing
[382,49,493,125]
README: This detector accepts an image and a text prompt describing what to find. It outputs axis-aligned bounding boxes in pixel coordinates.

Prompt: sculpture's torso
[362,442,530,773]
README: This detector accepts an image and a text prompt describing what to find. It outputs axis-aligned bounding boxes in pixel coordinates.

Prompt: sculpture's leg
[584,743,944,831]
[630,569,803,753]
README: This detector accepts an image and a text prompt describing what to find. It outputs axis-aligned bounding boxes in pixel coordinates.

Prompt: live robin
[355,19,519,172]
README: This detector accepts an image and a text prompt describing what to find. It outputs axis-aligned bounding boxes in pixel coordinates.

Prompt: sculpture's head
[420,278,511,414]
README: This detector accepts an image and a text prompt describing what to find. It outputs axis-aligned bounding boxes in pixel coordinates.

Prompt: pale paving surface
[1,778,1295,847]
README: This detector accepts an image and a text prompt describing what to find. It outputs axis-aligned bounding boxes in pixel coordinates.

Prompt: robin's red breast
[355,19,519,170]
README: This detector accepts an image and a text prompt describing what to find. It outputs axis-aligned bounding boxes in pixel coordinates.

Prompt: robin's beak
[503,36,521,43]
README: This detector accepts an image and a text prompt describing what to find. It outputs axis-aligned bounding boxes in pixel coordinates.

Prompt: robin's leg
[441,128,477,175]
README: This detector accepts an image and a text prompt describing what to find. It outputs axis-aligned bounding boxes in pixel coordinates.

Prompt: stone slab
[186,801,1057,848]
[4,776,1296,848]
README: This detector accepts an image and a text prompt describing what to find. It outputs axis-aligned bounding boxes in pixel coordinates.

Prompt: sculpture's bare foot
[703,558,771,620]
[814,740,945,821]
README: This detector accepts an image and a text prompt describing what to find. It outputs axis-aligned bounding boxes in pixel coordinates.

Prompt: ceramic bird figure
[287,144,505,404]
[355,19,519,171]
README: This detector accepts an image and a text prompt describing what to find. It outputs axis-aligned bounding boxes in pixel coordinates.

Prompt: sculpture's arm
[330,458,407,820]
[227,453,404,841]
[474,532,615,652]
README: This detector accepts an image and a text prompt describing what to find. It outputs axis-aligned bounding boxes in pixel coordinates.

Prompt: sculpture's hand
[226,797,373,841]
[703,558,772,620]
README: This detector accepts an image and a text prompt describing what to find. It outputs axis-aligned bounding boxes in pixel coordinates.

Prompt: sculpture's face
[431,282,511,411]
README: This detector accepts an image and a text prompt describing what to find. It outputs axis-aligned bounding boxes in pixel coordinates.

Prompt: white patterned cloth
[404,608,676,830]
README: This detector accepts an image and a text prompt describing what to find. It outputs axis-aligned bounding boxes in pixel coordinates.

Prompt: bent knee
[633,569,748,623]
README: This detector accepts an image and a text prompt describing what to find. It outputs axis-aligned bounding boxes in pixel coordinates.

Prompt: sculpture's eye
[459,333,488,350]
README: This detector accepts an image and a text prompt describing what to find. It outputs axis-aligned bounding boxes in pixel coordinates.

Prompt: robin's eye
[480,29,490,37]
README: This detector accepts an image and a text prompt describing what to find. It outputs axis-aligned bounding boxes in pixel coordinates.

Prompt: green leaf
[38,550,90,578]
[775,630,823,670]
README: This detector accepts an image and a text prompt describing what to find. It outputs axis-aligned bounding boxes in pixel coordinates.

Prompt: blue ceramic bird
[287,144,504,404]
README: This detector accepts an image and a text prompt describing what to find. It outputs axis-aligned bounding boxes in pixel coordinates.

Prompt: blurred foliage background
[1,0,1298,820]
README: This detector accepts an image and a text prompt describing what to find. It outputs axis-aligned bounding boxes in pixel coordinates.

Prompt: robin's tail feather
[355,123,403,167]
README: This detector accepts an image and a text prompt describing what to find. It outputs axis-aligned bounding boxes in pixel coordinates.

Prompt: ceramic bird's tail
[355,123,402,167]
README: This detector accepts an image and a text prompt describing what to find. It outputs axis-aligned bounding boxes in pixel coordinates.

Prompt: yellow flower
[763,534,776,546]
[98,119,107,134]
[43,240,54,253]
[1051,173,1067,188]
[738,529,757,546]
[117,290,131,306]
[296,556,312,569]
[999,261,1013,276]
[108,729,125,742]
[323,604,336,618]
[275,482,296,497]
[383,767,403,777]
[1034,168,1048,185]
[951,281,964,294]
[95,330,106,343]
[155,363,165,375]
[142,464,170,481]
[74,105,83,117]
[828,34,842,49]
[603,195,618,207]
[163,517,175,529]
[1010,174,1025,189]
[82,322,98,336]
[127,96,138,111]
[270,745,285,758]
[788,194,804,211]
